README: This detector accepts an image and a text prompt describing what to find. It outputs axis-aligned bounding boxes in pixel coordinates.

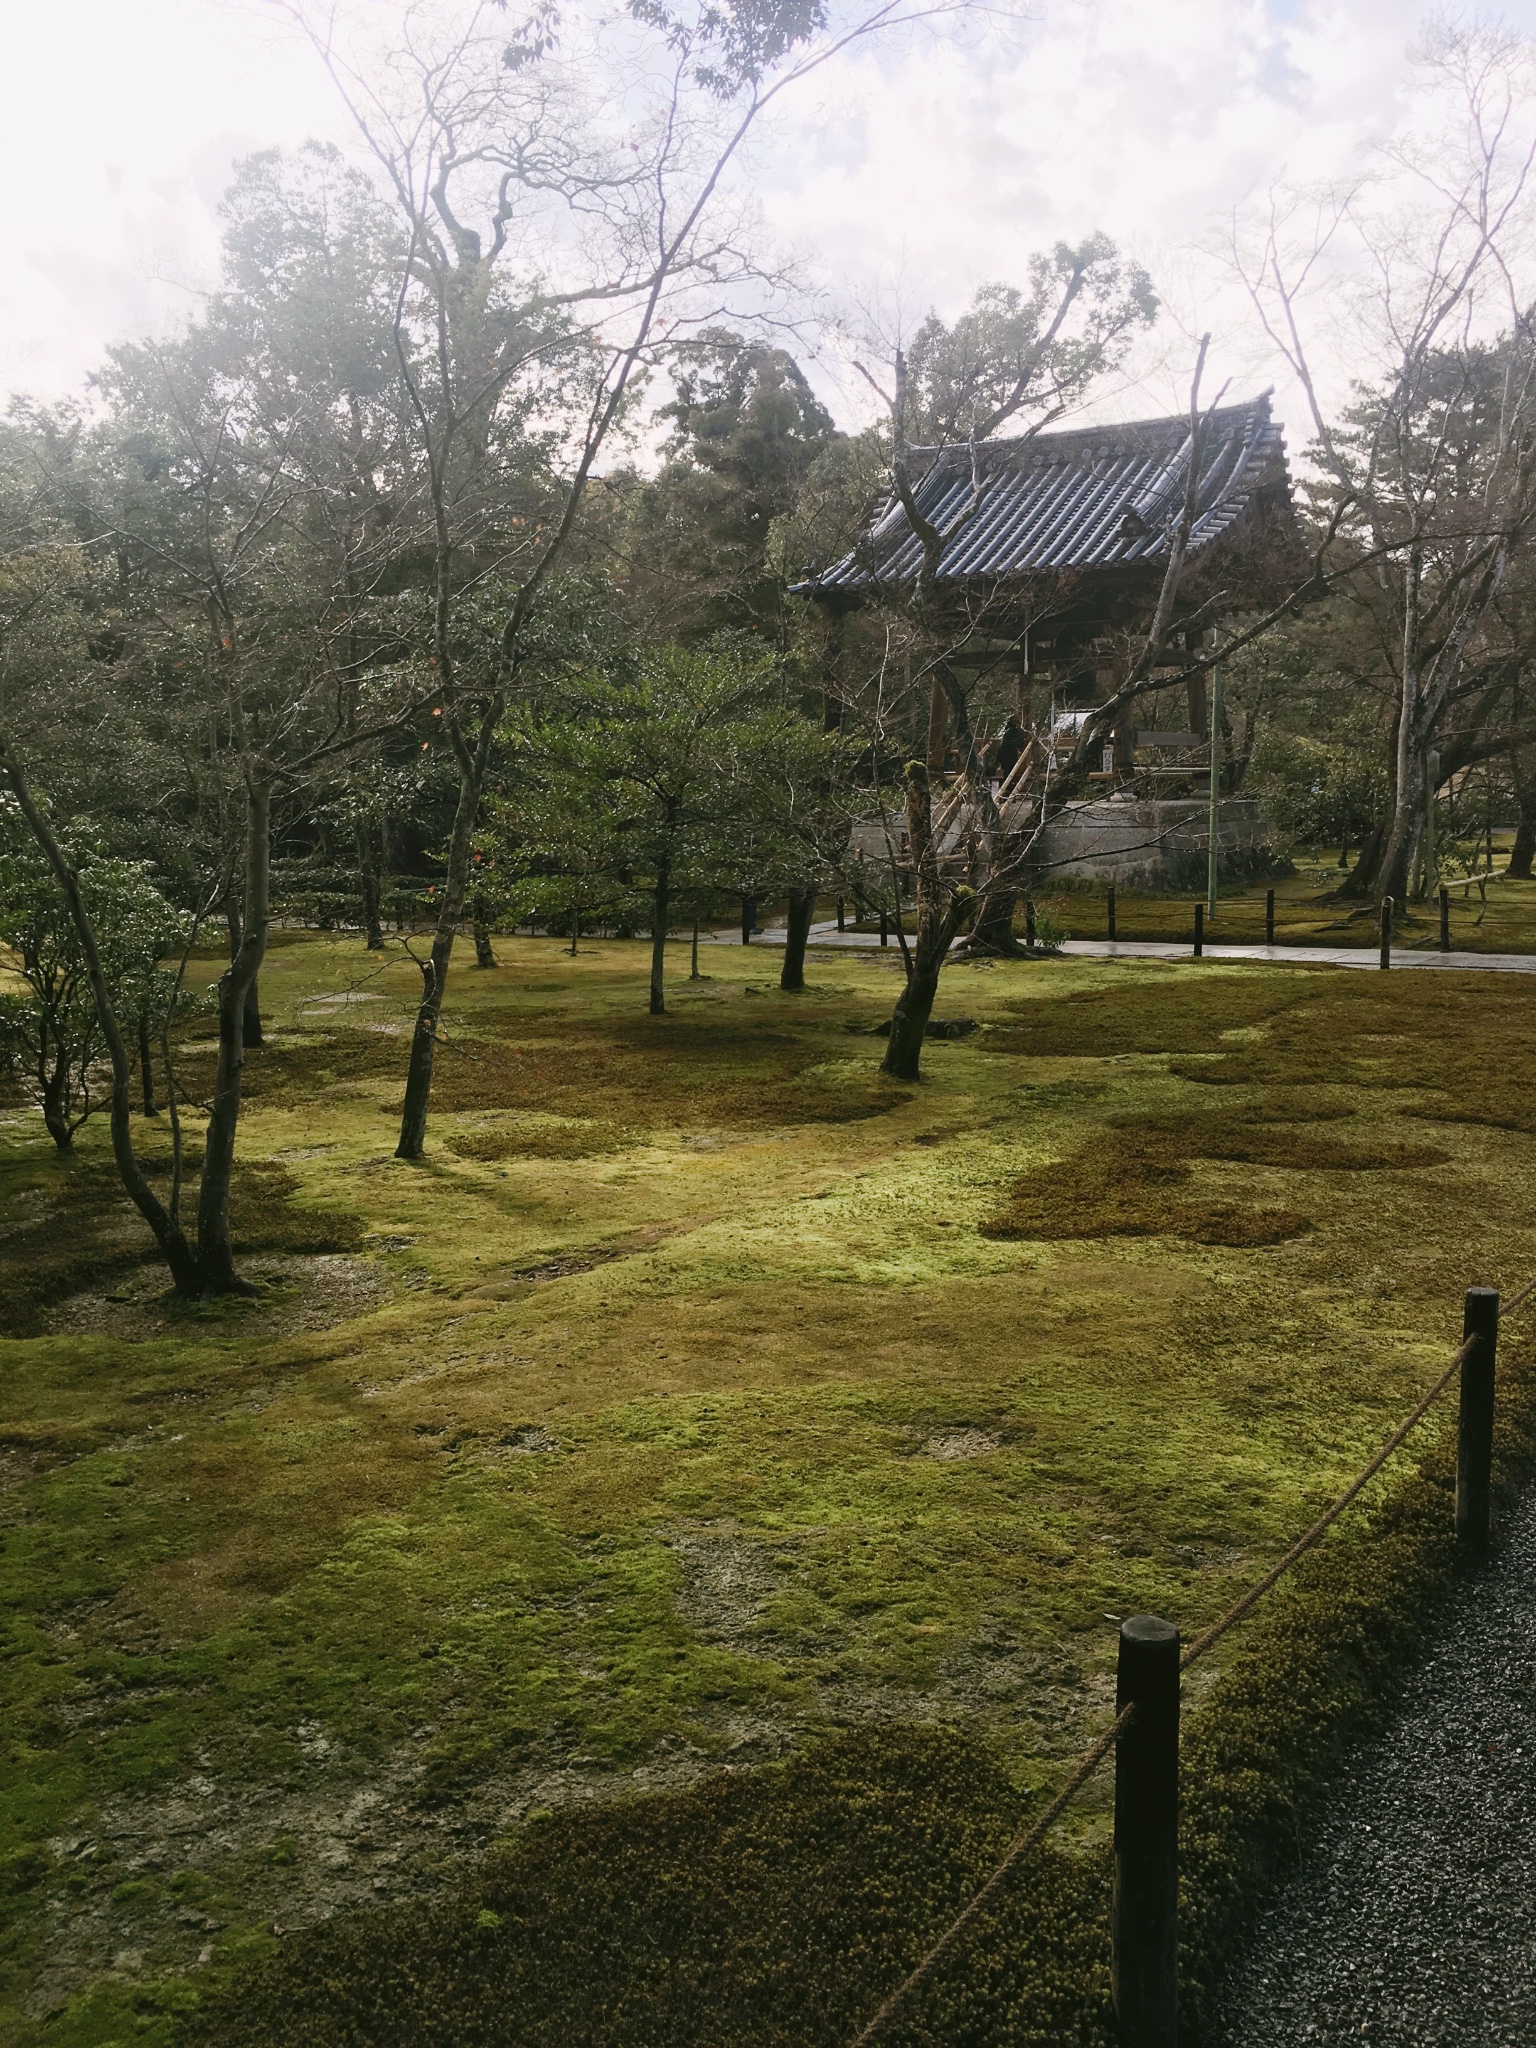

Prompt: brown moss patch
[445,1123,638,1163]
[981,1103,1446,1249]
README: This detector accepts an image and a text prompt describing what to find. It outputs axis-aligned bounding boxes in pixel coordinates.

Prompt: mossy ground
[2,931,1533,2044]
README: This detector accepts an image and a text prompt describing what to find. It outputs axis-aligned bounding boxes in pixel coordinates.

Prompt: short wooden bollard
[1025,899,1036,951]
[1440,884,1451,953]
[879,910,889,948]
[1113,1616,1180,2048]
[1193,902,1204,958]
[1107,884,1117,942]
[1457,1286,1501,1548]
[1379,896,1393,970]
[1265,887,1275,945]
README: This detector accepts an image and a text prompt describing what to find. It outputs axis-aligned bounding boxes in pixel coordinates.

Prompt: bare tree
[281,0,976,1156]
[1231,23,1536,904]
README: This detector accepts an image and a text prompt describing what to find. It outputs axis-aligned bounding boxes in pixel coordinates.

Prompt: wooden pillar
[926,676,948,774]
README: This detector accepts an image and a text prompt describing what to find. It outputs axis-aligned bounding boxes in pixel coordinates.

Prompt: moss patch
[3,937,1534,2044]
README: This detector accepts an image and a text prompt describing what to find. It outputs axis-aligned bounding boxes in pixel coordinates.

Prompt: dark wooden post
[1113,1615,1180,2048]
[1457,1286,1501,1548]
[1379,896,1392,970]
[1107,884,1117,942]
[1265,888,1275,945]
[836,897,846,933]
[1193,902,1204,958]
[879,910,889,949]
[1440,884,1451,953]
[1025,899,1036,951]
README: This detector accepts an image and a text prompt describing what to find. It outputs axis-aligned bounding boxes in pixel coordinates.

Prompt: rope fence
[850,1273,1536,2047]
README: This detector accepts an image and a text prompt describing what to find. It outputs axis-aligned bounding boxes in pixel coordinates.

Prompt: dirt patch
[45,1253,392,1343]
[669,1528,783,1645]
[921,1429,1003,1461]
[0,1155,366,1338]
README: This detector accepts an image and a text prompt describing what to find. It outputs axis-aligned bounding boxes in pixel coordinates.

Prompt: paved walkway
[704,923,1536,975]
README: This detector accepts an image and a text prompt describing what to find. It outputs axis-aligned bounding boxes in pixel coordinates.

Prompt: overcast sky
[6,0,1536,444]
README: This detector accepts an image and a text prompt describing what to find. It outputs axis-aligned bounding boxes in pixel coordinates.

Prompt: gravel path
[1213,1493,1536,2046]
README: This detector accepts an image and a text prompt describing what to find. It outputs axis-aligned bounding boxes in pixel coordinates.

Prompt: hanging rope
[846,1275,1536,2046]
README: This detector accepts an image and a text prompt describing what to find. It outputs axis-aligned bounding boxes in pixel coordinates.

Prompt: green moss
[3,936,1533,2043]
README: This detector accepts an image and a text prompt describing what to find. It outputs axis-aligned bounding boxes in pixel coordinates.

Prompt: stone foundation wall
[1033,798,1282,890]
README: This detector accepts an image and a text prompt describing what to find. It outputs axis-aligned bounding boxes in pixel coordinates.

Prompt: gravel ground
[1213,1493,1536,2046]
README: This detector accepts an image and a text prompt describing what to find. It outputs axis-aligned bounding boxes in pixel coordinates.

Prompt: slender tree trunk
[690,917,700,979]
[356,817,385,950]
[243,976,263,1048]
[138,1013,158,1116]
[396,704,501,1161]
[650,857,671,1016]
[0,737,200,1292]
[740,894,756,945]
[472,893,497,968]
[569,903,580,956]
[41,1044,72,1150]
[195,777,272,1295]
[780,889,814,991]
[226,900,263,1047]
[1377,553,1424,905]
[881,763,964,1082]
[1509,756,1536,878]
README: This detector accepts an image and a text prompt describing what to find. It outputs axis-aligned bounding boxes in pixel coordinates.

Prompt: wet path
[1212,1494,1536,2047]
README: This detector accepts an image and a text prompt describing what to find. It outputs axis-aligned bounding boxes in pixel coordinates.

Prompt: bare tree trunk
[881,763,965,1082]
[41,1045,72,1151]
[780,889,814,990]
[138,1012,158,1116]
[1510,756,1536,878]
[225,900,263,1047]
[740,894,756,945]
[356,817,385,950]
[195,777,272,1295]
[472,893,497,968]
[690,916,700,979]
[650,857,671,1016]
[569,903,580,956]
[396,707,500,1161]
[1380,549,1446,904]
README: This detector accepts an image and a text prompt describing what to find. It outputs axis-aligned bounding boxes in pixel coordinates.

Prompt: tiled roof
[804,393,1293,594]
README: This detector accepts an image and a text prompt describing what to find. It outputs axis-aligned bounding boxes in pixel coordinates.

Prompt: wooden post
[1379,897,1392,970]
[1265,888,1275,946]
[1025,899,1036,952]
[1193,902,1204,958]
[1107,884,1117,942]
[1457,1287,1500,1548]
[1440,885,1450,954]
[879,910,889,949]
[1113,1615,1180,2048]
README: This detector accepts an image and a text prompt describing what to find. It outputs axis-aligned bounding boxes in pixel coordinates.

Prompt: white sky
[5,0,1536,449]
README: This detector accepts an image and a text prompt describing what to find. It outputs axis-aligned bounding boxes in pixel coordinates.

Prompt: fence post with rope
[1112,1617,1181,2047]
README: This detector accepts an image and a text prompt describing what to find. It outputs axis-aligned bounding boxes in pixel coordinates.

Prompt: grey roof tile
[803,393,1292,595]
